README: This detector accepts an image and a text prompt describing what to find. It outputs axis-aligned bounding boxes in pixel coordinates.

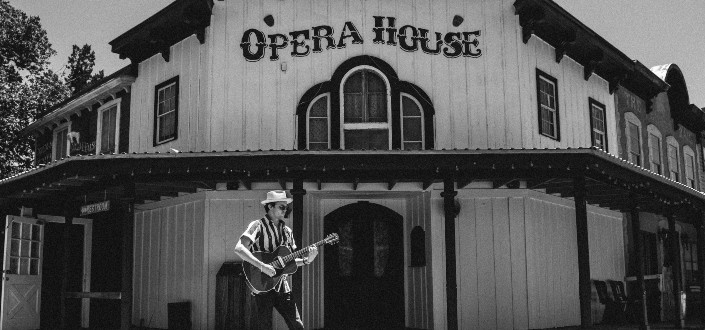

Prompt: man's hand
[260,263,276,277]
[308,246,318,262]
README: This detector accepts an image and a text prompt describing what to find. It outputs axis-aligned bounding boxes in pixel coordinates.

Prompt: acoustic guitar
[243,233,339,293]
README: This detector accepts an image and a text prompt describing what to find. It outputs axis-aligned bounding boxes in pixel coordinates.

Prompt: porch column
[60,202,79,330]
[121,182,135,330]
[441,178,458,330]
[667,211,684,328]
[697,211,705,325]
[630,204,649,330]
[573,175,592,327]
[291,181,306,315]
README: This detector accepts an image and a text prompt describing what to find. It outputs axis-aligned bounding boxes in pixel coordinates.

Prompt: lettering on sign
[240,16,482,62]
[80,200,110,216]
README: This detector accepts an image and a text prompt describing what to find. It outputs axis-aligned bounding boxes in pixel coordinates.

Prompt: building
[1,0,705,329]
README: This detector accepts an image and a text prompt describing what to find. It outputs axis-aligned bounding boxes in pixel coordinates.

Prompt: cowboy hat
[261,190,293,205]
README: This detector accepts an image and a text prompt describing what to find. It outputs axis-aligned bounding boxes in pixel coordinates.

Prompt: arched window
[307,94,330,150]
[646,125,663,175]
[666,136,680,182]
[683,145,696,188]
[295,56,435,150]
[401,94,424,150]
[624,112,643,167]
[340,67,391,150]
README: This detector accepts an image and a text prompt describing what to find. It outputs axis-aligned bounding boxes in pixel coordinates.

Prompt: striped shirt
[241,217,297,293]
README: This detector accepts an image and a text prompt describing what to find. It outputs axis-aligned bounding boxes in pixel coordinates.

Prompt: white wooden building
[3,0,705,329]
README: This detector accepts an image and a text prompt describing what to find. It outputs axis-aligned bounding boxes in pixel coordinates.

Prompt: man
[234,190,318,330]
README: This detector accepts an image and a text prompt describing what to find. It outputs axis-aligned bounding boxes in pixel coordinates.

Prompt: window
[340,67,390,149]
[97,99,120,154]
[667,137,680,182]
[647,125,663,175]
[589,98,607,150]
[53,122,70,161]
[401,94,424,150]
[154,76,179,145]
[536,69,559,140]
[684,146,696,188]
[307,94,330,150]
[624,113,642,166]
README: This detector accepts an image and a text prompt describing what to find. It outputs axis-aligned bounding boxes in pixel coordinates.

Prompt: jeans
[252,290,304,330]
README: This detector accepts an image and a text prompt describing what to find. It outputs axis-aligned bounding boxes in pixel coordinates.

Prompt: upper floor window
[341,67,390,150]
[647,125,663,175]
[154,76,179,145]
[401,94,424,150]
[296,56,435,151]
[97,99,120,154]
[308,94,330,150]
[536,69,559,140]
[666,136,680,182]
[53,122,70,161]
[684,146,696,188]
[624,113,642,167]
[589,98,607,151]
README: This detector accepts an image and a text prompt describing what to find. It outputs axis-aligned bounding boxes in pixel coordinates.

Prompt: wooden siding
[436,189,622,330]
[128,0,617,155]
[133,195,206,329]
[129,34,210,153]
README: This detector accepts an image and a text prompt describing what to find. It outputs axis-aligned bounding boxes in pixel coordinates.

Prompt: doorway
[324,201,405,329]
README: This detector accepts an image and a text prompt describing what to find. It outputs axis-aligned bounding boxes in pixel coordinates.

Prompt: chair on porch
[608,280,639,322]
[594,280,626,324]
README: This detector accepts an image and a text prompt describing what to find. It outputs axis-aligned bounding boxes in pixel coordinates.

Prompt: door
[324,202,404,329]
[1,216,44,330]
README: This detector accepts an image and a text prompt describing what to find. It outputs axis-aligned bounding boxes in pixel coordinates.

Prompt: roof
[1,148,703,220]
[514,0,669,100]
[23,66,136,135]
[109,0,214,64]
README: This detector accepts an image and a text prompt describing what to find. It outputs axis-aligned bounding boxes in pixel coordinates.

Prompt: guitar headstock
[324,233,339,245]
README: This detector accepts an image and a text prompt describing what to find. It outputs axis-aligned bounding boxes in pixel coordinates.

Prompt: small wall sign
[80,200,110,216]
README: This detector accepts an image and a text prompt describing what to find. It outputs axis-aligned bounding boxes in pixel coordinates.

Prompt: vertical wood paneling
[457,197,478,329]
[493,198,513,330]
[508,197,528,329]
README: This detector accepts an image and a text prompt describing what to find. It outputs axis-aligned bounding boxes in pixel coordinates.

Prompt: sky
[8,0,705,107]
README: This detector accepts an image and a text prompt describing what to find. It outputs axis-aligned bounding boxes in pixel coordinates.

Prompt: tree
[0,0,69,178]
[66,44,104,94]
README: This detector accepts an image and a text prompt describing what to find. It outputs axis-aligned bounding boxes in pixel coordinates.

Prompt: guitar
[243,233,339,293]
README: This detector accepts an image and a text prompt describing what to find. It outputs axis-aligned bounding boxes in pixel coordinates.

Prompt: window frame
[683,145,696,188]
[96,98,121,154]
[339,65,392,150]
[153,76,179,146]
[306,93,331,150]
[52,122,71,161]
[400,93,425,150]
[646,124,663,175]
[624,112,643,167]
[588,98,607,151]
[666,136,680,182]
[536,69,560,140]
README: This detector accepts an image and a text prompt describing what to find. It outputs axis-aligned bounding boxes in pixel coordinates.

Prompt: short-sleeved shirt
[241,217,297,293]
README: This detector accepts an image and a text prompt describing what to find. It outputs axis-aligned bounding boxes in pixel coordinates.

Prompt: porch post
[630,204,650,329]
[667,211,684,328]
[291,181,306,316]
[441,178,458,330]
[573,175,592,327]
[120,182,135,330]
[697,211,705,325]
[60,202,79,330]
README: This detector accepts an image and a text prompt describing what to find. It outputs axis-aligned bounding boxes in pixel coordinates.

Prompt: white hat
[261,190,293,205]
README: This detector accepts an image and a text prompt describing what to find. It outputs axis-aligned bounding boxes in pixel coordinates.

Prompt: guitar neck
[281,239,328,263]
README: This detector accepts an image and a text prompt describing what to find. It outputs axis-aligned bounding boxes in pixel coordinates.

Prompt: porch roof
[1,147,703,220]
